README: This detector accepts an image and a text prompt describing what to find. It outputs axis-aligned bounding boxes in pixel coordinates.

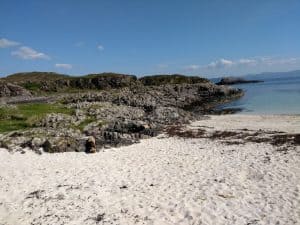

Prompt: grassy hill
[2,72,70,83]
[0,72,210,94]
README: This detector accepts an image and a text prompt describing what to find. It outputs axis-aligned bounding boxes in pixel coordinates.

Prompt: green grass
[0,103,74,133]
[71,117,107,132]
[21,82,42,91]
[76,118,96,131]
[0,120,29,133]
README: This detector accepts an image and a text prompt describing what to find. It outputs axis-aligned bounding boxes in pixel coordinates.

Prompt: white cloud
[0,38,20,48]
[278,57,299,64]
[204,58,258,70]
[181,56,300,76]
[195,56,300,76]
[184,64,200,71]
[97,45,104,51]
[238,58,257,65]
[11,46,50,60]
[55,63,72,69]
[208,58,234,69]
[204,57,300,70]
[259,57,300,65]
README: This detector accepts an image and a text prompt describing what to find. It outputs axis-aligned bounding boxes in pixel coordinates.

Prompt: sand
[191,114,300,134]
[0,115,299,225]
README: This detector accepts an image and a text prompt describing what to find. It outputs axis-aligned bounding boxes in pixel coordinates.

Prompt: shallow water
[222,75,300,115]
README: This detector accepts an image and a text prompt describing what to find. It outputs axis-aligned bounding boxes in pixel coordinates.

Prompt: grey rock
[39,113,76,129]
[0,77,244,153]
[0,81,31,97]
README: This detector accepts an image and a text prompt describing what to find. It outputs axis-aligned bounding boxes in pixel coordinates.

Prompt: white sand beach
[0,115,299,225]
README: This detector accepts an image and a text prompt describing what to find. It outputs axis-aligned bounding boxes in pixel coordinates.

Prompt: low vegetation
[72,117,97,131]
[139,74,209,86]
[0,72,211,96]
[165,125,300,148]
[21,82,43,92]
[2,72,69,83]
[0,103,74,133]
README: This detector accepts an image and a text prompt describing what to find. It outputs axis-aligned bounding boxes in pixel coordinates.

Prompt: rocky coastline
[0,73,243,153]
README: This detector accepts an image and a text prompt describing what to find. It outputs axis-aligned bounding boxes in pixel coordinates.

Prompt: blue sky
[1,0,300,78]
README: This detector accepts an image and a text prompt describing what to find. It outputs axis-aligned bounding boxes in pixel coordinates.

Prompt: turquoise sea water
[221,76,300,115]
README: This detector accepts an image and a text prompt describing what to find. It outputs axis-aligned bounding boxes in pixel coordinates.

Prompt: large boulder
[85,120,158,148]
[0,81,32,97]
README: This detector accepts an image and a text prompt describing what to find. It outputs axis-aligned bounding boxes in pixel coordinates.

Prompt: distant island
[216,77,263,85]
[245,70,300,80]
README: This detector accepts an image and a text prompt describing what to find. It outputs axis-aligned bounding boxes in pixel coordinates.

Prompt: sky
[1,0,300,78]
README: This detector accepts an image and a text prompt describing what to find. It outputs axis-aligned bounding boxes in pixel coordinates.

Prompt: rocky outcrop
[0,74,244,153]
[139,74,209,86]
[0,81,32,97]
[62,82,242,112]
[3,72,210,94]
[39,74,138,92]
[216,77,263,85]
[86,120,157,148]
[2,72,138,93]
[0,128,85,153]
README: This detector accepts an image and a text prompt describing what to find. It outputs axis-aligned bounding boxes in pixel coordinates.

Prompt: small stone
[95,213,105,222]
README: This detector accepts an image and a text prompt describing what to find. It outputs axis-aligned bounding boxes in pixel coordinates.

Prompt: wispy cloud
[207,58,234,69]
[97,44,104,51]
[0,38,20,48]
[202,56,300,70]
[55,63,72,69]
[184,64,200,71]
[181,56,300,76]
[258,57,299,66]
[237,58,257,65]
[75,41,85,47]
[11,46,50,60]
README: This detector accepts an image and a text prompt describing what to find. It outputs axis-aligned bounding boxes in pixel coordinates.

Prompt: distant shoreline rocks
[216,77,263,85]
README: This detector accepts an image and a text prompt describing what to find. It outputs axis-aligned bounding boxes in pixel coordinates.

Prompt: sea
[216,75,300,115]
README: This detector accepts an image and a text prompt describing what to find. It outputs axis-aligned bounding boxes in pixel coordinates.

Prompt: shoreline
[0,114,299,225]
[195,114,300,133]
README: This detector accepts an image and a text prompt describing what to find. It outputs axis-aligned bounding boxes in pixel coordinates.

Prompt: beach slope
[0,115,299,225]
